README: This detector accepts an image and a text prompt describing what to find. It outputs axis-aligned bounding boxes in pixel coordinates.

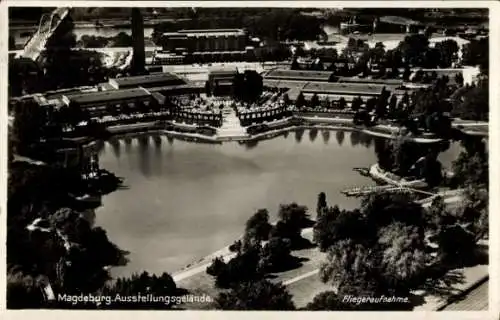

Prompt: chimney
[131,8,146,75]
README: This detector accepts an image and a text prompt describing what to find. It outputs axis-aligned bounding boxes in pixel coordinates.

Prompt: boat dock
[341,185,436,197]
[353,167,371,177]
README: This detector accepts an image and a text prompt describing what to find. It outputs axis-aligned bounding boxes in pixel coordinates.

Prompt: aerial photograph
[6,5,489,311]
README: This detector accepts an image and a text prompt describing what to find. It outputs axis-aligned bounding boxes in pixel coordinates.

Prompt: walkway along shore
[105,116,449,144]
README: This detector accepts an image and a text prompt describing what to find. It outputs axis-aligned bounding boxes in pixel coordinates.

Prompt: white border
[1,2,498,320]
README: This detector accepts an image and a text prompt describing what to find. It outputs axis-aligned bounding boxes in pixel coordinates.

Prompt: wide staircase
[217,105,248,140]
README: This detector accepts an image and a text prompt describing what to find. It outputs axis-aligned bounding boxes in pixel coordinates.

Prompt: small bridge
[16,7,71,61]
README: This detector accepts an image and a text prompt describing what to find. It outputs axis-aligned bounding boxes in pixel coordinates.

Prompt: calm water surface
[95,130,461,277]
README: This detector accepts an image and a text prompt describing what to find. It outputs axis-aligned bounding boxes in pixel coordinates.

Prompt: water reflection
[359,133,373,148]
[152,135,163,175]
[322,130,330,144]
[138,135,151,177]
[96,129,462,277]
[245,140,259,150]
[295,128,304,143]
[336,131,345,146]
[283,131,289,139]
[124,137,133,154]
[309,128,318,142]
[167,135,174,145]
[110,139,121,159]
[350,130,361,147]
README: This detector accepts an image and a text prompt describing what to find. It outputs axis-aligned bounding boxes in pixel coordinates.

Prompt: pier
[341,185,436,197]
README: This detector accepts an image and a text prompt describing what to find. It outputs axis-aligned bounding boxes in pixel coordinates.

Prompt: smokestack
[131,8,145,75]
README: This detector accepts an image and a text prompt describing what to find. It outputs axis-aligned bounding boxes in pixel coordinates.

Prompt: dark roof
[148,83,205,93]
[337,77,403,86]
[302,82,391,95]
[265,69,334,82]
[64,88,151,105]
[109,73,185,89]
[209,68,238,77]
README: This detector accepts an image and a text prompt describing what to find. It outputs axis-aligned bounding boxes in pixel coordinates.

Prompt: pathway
[217,105,248,139]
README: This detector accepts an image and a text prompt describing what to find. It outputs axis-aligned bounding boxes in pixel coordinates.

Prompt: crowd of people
[236,91,286,115]
[170,94,229,115]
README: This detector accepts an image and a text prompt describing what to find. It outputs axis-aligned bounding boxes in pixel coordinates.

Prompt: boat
[353,167,370,177]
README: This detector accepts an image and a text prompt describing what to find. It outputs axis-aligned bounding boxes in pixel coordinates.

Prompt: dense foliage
[215,279,295,310]
[153,9,326,44]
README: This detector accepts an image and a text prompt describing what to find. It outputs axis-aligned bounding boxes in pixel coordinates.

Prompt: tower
[130,8,145,75]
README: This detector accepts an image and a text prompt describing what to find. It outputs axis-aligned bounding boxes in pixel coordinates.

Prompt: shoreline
[104,117,448,144]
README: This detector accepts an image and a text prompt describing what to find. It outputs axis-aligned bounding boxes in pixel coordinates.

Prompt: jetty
[341,185,436,197]
[353,167,371,177]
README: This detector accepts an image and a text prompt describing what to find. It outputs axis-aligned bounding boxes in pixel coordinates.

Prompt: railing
[172,110,223,127]
[237,105,291,126]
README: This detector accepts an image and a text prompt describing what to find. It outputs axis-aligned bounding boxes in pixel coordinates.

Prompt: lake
[95,130,461,278]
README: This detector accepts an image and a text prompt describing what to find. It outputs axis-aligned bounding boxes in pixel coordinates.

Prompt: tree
[374,138,394,172]
[316,192,327,217]
[361,193,425,231]
[215,279,295,310]
[271,204,310,249]
[365,97,377,113]
[397,34,430,67]
[244,209,272,244]
[7,270,46,309]
[295,92,306,108]
[377,222,428,289]
[282,93,290,106]
[101,271,178,309]
[375,87,390,119]
[320,239,379,294]
[260,237,293,271]
[455,72,464,87]
[351,96,362,112]
[310,93,320,109]
[11,99,46,156]
[278,203,309,229]
[462,37,488,73]
[313,206,371,251]
[338,97,347,110]
[306,291,354,311]
[207,243,263,288]
[433,40,458,68]
[437,224,477,265]
[451,80,488,121]
[452,146,488,188]
[403,66,411,81]
[205,81,211,96]
[113,32,133,47]
[242,70,263,102]
[388,94,398,118]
